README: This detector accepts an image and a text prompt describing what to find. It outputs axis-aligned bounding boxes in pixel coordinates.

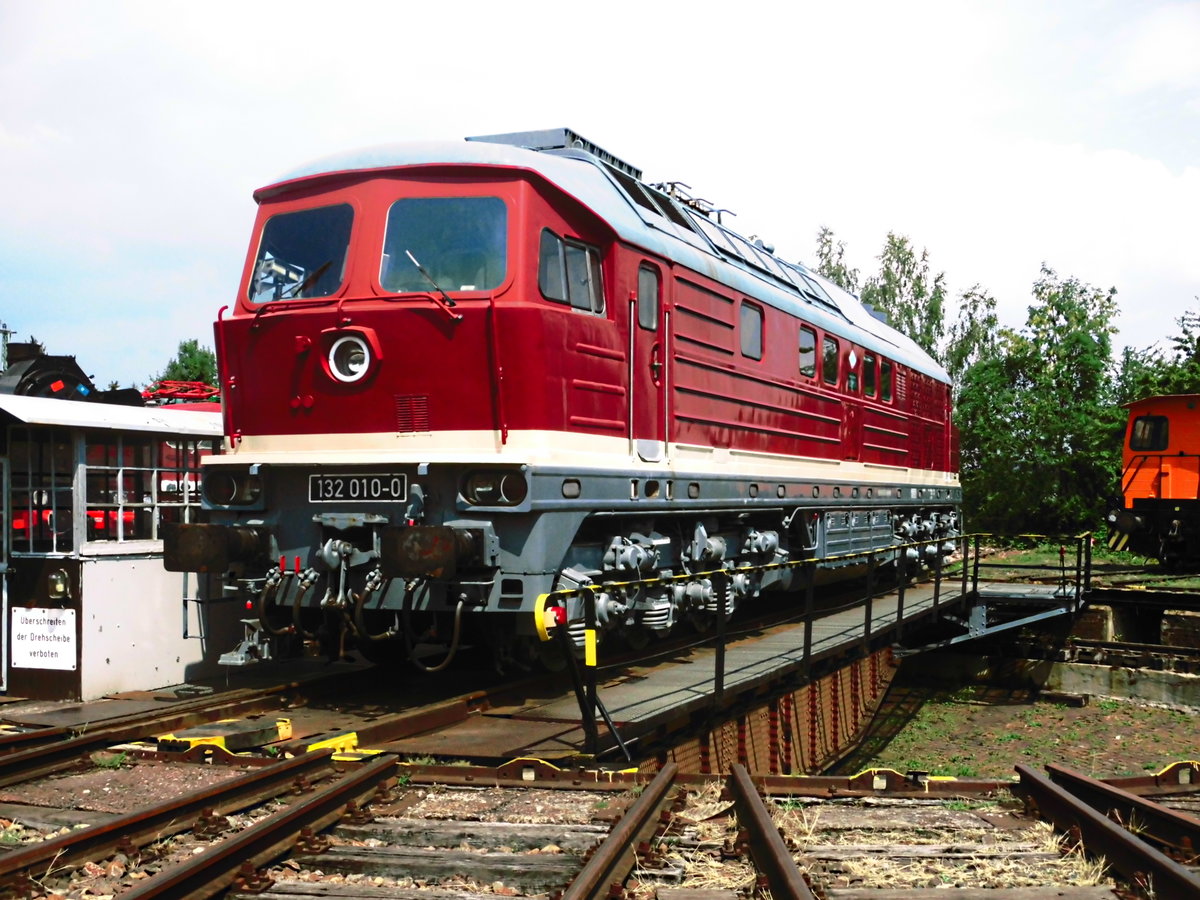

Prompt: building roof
[0,394,222,436]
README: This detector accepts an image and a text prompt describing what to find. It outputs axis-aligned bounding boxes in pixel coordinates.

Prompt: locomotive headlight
[462,470,528,507]
[203,470,263,507]
[328,335,371,383]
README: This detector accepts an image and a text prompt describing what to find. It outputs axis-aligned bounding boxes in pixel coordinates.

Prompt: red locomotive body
[166,130,960,668]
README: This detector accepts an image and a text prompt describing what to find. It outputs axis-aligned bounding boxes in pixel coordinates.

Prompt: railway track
[5,758,1197,899]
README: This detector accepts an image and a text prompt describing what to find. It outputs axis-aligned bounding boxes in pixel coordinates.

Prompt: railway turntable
[376,551,1091,773]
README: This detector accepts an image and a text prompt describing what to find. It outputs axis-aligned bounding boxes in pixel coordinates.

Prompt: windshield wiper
[281,260,333,299]
[405,250,459,314]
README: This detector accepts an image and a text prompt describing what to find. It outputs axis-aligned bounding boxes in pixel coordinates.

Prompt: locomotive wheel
[355,635,407,667]
[536,636,568,672]
[621,626,651,651]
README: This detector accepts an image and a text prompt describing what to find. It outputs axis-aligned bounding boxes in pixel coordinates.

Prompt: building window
[637,265,660,330]
[9,427,215,553]
[864,352,877,397]
[1130,415,1169,451]
[740,302,763,360]
[539,229,604,313]
[880,359,893,402]
[9,427,75,553]
[799,326,817,377]
[83,434,214,543]
[823,337,839,385]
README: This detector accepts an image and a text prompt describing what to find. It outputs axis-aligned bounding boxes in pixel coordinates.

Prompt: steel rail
[561,762,679,900]
[0,723,72,755]
[116,754,397,900]
[0,750,335,893]
[0,689,299,788]
[1016,764,1200,898]
[728,764,816,900]
[0,683,313,759]
[0,666,381,761]
[1045,763,1200,863]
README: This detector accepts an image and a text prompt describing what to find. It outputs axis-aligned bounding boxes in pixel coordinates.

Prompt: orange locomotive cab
[1107,394,1200,565]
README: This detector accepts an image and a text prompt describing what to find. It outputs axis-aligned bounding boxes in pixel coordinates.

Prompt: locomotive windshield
[249,204,352,303]
[381,197,506,293]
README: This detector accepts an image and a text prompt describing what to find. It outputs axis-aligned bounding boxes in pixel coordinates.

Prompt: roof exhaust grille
[466,128,642,180]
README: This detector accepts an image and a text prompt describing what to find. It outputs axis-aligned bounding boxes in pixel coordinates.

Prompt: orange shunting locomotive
[1108,394,1200,566]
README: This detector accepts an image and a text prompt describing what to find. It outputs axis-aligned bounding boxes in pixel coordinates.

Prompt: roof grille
[466,128,642,180]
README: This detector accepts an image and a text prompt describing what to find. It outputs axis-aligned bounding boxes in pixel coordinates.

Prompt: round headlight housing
[328,335,371,383]
[463,470,528,507]
[204,470,262,507]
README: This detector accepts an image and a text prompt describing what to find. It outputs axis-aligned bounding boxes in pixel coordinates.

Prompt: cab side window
[822,337,839,385]
[637,265,660,330]
[799,326,817,377]
[1130,415,1169,451]
[539,229,604,314]
[740,302,763,360]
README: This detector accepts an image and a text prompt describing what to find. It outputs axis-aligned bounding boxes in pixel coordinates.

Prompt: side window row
[799,326,894,401]
[544,247,897,404]
[539,229,604,314]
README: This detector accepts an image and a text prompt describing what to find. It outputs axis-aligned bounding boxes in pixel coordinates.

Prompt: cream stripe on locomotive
[210,427,959,488]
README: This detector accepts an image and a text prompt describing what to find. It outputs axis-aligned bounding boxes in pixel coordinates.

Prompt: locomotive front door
[630,263,668,462]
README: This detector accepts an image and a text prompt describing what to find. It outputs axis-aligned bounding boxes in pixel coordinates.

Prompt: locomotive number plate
[308,473,407,503]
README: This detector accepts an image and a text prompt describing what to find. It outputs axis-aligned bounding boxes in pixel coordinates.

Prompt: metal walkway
[385,534,1094,762]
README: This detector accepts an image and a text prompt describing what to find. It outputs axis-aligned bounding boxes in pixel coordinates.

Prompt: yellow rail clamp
[305,731,360,755]
[156,717,293,753]
[331,748,385,762]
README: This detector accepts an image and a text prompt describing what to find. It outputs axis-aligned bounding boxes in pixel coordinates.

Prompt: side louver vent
[395,394,430,432]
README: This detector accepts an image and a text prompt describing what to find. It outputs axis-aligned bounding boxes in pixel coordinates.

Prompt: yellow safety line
[505,756,563,771]
[584,629,597,667]
[1153,760,1200,776]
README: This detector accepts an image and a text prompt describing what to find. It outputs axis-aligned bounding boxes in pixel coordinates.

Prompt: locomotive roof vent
[466,128,642,180]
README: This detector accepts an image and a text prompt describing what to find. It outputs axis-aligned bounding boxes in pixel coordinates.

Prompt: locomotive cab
[1107,394,1200,566]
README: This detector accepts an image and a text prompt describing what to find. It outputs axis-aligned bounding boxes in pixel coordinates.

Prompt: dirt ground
[837,681,1200,779]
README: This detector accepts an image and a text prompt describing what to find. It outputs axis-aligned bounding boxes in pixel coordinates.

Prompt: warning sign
[11,608,77,671]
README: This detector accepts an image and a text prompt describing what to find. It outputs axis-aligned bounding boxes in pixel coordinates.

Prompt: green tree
[859,232,947,361]
[958,266,1120,533]
[1115,301,1200,402]
[814,225,860,293]
[153,339,217,387]
[943,284,999,396]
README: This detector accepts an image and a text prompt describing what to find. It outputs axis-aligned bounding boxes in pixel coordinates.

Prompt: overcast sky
[1,0,1197,387]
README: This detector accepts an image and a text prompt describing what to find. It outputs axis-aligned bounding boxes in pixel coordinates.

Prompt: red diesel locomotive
[164,129,961,669]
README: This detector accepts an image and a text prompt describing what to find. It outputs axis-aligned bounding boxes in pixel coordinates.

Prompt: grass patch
[846,681,1200,779]
[91,750,128,769]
